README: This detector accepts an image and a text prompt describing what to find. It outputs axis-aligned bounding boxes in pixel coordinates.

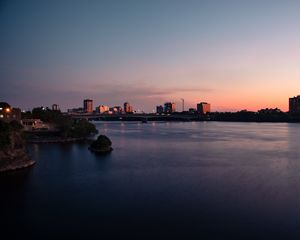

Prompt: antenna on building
[181,98,184,112]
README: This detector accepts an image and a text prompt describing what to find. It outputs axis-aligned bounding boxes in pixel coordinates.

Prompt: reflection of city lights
[5,108,10,113]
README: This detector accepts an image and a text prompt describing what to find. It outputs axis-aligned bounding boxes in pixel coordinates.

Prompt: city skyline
[1,1,300,111]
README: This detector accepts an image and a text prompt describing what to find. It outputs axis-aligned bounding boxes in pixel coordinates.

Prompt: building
[97,105,109,114]
[109,106,122,114]
[114,106,122,114]
[156,105,164,114]
[289,96,300,114]
[21,119,49,131]
[109,107,116,114]
[52,104,59,111]
[124,102,133,113]
[0,102,21,122]
[164,102,176,114]
[83,99,93,113]
[197,102,211,114]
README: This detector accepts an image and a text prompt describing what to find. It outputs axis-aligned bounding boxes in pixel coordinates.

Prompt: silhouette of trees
[0,120,23,149]
[22,108,97,138]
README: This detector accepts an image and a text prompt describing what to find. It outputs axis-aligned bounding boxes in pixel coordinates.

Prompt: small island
[89,135,113,154]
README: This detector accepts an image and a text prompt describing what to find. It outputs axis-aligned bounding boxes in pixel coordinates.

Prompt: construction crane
[181,98,185,112]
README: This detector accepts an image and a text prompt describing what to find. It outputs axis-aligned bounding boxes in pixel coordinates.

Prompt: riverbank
[0,158,35,173]
[0,121,36,173]
[27,137,86,143]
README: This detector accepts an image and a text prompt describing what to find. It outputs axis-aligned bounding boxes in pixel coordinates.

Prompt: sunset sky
[1,0,299,112]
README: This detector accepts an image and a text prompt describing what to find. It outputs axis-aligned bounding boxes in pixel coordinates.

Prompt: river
[1,122,300,239]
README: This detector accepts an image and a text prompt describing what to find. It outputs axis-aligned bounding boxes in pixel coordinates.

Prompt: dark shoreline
[89,119,300,123]
[70,113,300,123]
[0,159,35,173]
[27,137,86,144]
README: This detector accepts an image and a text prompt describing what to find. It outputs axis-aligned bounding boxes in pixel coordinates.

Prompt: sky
[1,0,300,112]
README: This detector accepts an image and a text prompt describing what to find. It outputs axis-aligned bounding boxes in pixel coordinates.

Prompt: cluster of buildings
[68,99,134,115]
[156,102,211,115]
[56,95,300,115]
[68,99,211,115]
[2,95,299,124]
[156,102,176,114]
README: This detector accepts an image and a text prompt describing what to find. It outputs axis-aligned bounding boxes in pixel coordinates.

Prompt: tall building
[83,99,93,113]
[197,102,211,114]
[52,104,59,111]
[156,105,164,114]
[124,102,133,113]
[289,96,300,113]
[164,102,176,114]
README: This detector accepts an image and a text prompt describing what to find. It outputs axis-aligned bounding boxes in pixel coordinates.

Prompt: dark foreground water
[1,122,300,239]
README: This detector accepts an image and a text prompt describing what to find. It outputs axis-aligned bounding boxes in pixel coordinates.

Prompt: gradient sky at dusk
[1,0,300,112]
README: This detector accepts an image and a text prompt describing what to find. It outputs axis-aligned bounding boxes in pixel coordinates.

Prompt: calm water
[1,122,300,239]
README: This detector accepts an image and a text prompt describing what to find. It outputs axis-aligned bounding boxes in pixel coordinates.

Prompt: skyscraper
[289,96,300,113]
[83,99,93,113]
[197,102,211,114]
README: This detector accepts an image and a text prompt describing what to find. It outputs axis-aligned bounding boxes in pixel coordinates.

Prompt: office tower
[83,99,93,113]
[197,102,211,114]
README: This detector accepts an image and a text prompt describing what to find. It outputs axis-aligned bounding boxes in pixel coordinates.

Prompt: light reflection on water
[1,122,300,239]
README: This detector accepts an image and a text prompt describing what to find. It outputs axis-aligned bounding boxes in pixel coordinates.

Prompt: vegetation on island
[22,107,98,139]
[89,135,113,153]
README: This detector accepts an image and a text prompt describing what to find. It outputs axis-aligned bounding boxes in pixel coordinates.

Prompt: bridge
[69,113,206,122]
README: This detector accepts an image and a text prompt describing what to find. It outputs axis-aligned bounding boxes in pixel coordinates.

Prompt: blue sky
[1,0,300,111]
